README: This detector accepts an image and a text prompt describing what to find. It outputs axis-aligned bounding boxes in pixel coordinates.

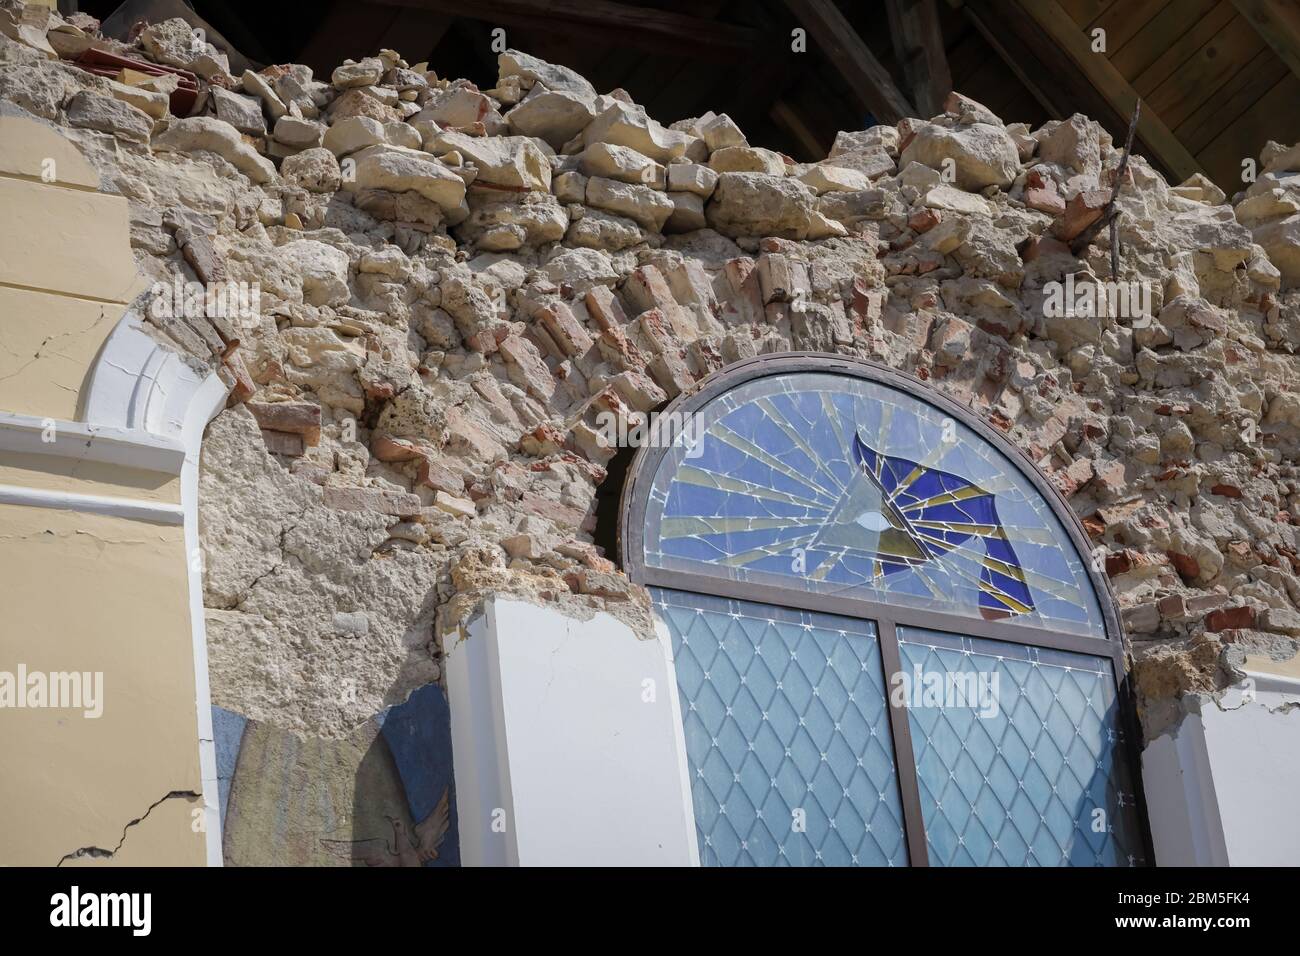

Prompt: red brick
[222,350,256,406]
[638,307,680,355]
[1023,171,1066,216]
[1157,594,1187,620]
[519,492,591,530]
[564,568,632,600]
[1205,606,1256,632]
[648,349,695,398]
[246,401,322,445]
[1105,550,1135,577]
[585,285,629,329]
[556,540,617,573]
[1167,550,1201,581]
[1210,483,1243,498]
[1019,235,1072,262]
[536,302,594,358]
[908,207,941,233]
[586,287,646,371]
[1053,188,1109,242]
[624,264,677,315]
[372,434,426,462]
[498,333,556,402]
[417,457,466,496]
[609,369,668,412]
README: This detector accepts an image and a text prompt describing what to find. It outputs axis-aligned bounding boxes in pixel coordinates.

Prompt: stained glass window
[629,361,1145,867]
[642,371,1104,638]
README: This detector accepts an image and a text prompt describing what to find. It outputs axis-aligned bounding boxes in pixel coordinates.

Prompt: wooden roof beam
[781,0,917,124]
[885,0,953,117]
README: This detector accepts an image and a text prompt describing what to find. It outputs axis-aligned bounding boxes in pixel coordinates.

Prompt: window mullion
[877,617,930,868]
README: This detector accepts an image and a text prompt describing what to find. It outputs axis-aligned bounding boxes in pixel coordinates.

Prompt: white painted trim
[0,482,184,523]
[445,605,518,866]
[179,372,229,867]
[1141,704,1229,867]
[654,612,700,865]
[1243,667,1300,697]
[80,308,211,441]
[76,311,230,866]
[1142,670,1300,867]
[0,412,185,474]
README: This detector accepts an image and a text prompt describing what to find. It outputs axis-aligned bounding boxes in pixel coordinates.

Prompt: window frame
[619,351,1153,866]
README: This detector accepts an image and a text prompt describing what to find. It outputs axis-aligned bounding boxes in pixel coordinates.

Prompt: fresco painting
[213,683,458,867]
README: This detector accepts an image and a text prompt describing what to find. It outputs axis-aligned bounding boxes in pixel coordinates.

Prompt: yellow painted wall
[0,503,206,866]
[0,451,182,504]
[0,117,212,866]
[0,114,143,422]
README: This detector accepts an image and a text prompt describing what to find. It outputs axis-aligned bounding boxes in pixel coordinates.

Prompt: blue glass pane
[898,627,1145,866]
[654,588,908,866]
[643,371,1105,638]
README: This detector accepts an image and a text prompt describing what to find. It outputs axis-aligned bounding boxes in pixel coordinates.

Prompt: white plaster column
[443,597,699,866]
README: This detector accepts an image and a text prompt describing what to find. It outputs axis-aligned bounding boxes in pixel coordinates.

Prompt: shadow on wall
[212,683,459,866]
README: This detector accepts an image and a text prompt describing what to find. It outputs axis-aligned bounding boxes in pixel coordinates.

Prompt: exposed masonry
[6,1,1300,740]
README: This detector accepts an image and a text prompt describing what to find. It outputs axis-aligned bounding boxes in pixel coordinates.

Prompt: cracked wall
[0,502,206,866]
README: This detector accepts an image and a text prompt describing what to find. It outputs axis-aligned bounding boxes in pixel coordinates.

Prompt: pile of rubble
[5,0,1300,739]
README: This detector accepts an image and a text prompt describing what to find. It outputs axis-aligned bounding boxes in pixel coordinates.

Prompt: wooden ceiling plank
[1013,0,1204,182]
[1132,2,1235,98]
[634,0,729,120]
[364,0,763,59]
[1177,55,1287,155]
[1146,11,1267,131]
[1108,0,1217,79]
[786,67,863,156]
[885,0,954,116]
[946,31,989,88]
[1230,0,1300,82]
[1090,0,1169,56]
[1196,71,1300,188]
[374,8,455,66]
[780,0,917,123]
[1057,0,1117,26]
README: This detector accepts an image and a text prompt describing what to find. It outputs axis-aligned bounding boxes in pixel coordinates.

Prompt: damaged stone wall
[6,1,1300,765]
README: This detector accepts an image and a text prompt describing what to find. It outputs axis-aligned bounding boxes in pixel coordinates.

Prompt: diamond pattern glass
[898,627,1146,866]
[654,588,908,866]
[642,371,1104,637]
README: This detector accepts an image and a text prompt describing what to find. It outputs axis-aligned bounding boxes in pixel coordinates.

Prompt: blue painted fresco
[213,681,458,867]
[378,683,460,867]
[210,705,247,831]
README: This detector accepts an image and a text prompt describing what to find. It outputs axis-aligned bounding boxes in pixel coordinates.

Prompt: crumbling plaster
[3,1,1300,759]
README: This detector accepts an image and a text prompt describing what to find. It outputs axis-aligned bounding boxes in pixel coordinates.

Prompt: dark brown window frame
[618,351,1154,866]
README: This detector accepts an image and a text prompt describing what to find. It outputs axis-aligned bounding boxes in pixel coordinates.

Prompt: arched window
[620,354,1149,867]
